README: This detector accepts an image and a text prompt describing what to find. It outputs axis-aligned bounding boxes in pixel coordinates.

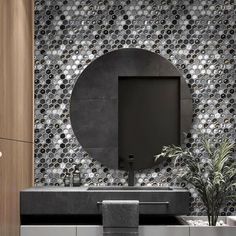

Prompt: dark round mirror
[70,48,192,170]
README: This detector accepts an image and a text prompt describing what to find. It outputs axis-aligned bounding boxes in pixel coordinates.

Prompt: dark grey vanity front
[20,187,189,225]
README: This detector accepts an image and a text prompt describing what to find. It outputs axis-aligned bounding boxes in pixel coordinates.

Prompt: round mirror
[70,48,192,170]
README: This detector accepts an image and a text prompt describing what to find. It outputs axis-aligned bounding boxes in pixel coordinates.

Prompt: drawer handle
[0,151,2,158]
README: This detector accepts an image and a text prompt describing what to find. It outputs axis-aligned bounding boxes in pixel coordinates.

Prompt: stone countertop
[21,187,88,192]
[21,186,189,192]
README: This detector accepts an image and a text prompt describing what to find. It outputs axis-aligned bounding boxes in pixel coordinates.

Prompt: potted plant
[155,137,236,226]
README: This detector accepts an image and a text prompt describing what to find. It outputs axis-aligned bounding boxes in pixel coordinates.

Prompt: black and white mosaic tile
[34,0,236,216]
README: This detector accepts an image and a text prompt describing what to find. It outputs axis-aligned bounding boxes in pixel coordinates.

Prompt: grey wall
[34,0,236,216]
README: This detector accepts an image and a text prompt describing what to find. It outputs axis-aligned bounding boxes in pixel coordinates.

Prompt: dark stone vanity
[20,186,189,225]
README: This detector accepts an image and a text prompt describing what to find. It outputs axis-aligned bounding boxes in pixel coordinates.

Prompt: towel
[102,200,139,236]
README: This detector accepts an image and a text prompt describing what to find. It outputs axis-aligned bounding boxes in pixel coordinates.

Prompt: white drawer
[21,226,76,236]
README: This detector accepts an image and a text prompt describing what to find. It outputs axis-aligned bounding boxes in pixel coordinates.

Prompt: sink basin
[87,186,173,191]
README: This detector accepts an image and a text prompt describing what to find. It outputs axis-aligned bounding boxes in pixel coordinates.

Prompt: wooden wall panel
[0,139,33,236]
[0,0,34,236]
[0,0,34,142]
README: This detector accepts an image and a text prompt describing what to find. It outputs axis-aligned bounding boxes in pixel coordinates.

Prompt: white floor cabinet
[21,224,236,236]
[21,226,103,236]
[21,226,77,236]
[21,225,188,236]
[21,216,236,236]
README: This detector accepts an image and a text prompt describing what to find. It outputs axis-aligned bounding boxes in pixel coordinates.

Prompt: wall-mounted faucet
[128,154,135,186]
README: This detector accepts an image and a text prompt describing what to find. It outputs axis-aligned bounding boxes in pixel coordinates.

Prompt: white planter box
[182,216,236,236]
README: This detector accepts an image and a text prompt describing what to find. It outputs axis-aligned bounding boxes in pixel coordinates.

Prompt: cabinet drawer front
[21,225,191,236]
[139,226,189,236]
[21,226,76,236]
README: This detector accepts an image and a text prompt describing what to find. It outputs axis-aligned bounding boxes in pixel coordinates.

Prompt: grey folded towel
[102,200,139,236]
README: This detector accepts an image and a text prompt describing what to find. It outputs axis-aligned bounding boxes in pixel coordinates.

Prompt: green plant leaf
[155,137,236,226]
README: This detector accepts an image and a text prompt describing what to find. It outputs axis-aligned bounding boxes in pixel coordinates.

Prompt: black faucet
[128,154,135,186]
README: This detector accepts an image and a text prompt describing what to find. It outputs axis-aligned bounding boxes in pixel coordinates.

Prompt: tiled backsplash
[34,0,236,216]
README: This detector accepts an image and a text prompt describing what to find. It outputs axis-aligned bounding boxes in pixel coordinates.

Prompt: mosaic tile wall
[34,0,236,216]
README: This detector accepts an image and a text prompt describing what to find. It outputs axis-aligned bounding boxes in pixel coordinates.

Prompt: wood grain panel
[0,0,34,142]
[0,0,34,236]
[0,139,33,236]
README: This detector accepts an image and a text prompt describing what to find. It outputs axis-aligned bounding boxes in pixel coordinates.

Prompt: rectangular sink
[87,186,173,191]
